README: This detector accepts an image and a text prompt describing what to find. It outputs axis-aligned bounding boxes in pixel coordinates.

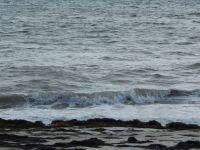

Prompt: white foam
[1,104,200,125]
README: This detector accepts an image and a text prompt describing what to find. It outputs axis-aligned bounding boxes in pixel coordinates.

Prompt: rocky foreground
[0,118,199,150]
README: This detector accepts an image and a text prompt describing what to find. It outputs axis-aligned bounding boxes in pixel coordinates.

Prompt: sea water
[0,0,200,124]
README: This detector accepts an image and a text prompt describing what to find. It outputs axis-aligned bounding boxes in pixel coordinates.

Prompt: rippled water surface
[0,0,200,123]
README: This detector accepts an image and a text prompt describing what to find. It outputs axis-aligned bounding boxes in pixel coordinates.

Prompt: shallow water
[0,0,200,124]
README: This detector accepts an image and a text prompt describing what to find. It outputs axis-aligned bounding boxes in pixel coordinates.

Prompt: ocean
[0,0,200,124]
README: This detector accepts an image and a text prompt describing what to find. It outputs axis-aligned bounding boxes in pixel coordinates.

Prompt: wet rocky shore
[0,118,199,150]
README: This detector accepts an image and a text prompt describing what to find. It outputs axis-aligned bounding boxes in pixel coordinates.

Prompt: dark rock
[116,144,134,147]
[54,138,111,148]
[0,118,46,128]
[0,134,46,143]
[171,141,200,150]
[148,144,167,150]
[134,144,167,150]
[166,122,200,130]
[127,119,162,129]
[45,136,69,140]
[37,148,57,150]
[51,120,73,128]
[127,137,138,143]
[67,148,85,150]
[51,118,163,129]
[0,141,18,148]
[0,142,54,150]
[129,119,145,127]
[86,118,123,127]
[24,144,57,150]
[51,143,68,147]
[67,138,111,147]
[139,141,200,150]
[145,120,163,129]
[51,118,123,128]
[126,136,152,144]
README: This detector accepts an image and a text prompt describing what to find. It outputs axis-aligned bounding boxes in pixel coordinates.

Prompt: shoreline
[1,118,200,130]
[0,118,199,150]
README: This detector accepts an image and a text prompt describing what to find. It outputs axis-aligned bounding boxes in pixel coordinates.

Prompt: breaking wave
[0,88,200,109]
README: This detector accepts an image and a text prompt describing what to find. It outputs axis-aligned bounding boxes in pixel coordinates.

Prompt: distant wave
[0,88,199,109]
[187,63,200,69]
[0,95,26,109]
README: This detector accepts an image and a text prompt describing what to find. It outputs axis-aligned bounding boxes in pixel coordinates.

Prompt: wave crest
[26,88,200,108]
[0,88,199,109]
